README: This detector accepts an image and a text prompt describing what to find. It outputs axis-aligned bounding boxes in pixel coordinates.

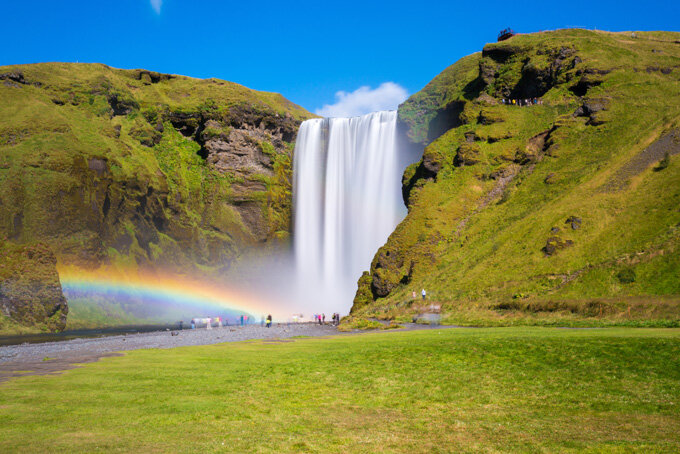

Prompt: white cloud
[150,0,162,14]
[315,82,409,118]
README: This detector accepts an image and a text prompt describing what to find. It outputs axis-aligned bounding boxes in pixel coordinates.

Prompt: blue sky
[3,0,679,116]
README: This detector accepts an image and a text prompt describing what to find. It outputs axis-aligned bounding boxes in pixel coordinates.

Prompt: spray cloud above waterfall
[315,83,409,118]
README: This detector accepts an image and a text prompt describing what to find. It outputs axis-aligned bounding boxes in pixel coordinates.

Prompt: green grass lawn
[1,328,679,453]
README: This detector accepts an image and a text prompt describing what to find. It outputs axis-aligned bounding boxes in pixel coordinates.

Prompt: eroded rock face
[0,241,68,332]
[205,128,275,176]
[0,63,313,282]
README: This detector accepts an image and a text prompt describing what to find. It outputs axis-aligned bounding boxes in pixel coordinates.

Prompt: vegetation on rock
[352,30,680,326]
[0,238,68,333]
[0,63,315,331]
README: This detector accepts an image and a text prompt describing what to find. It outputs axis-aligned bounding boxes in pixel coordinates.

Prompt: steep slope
[0,63,314,270]
[0,63,315,331]
[351,30,680,326]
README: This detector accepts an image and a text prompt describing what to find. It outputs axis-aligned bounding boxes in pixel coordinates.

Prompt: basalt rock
[454,143,482,166]
[0,240,68,332]
[574,98,610,125]
[542,236,574,256]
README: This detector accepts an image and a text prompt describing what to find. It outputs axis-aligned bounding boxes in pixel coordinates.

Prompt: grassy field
[1,327,679,453]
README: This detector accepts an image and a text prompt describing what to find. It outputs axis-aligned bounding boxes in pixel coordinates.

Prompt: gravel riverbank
[0,323,338,382]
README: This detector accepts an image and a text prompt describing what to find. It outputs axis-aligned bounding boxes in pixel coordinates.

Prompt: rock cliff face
[0,63,314,271]
[0,239,68,332]
[351,30,680,325]
[0,63,314,331]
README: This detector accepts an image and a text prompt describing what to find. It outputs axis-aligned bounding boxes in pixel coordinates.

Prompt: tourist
[322,313,326,325]
[190,318,195,329]
[422,288,426,300]
[240,315,244,326]
[266,314,272,328]
[206,317,212,329]
[179,320,183,330]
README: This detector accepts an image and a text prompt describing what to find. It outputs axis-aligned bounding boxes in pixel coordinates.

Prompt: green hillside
[350,29,680,327]
[0,63,314,271]
[0,63,315,332]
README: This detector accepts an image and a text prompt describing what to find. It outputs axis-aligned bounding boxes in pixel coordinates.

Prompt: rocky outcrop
[0,240,68,331]
[0,62,314,285]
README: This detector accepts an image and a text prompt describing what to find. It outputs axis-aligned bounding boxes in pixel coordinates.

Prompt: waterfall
[292,111,412,314]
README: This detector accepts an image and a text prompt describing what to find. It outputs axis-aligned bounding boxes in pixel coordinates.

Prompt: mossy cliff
[351,30,680,326]
[0,238,68,333]
[0,63,314,268]
[0,63,314,331]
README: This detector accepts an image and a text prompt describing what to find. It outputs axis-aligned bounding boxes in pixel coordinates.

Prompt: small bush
[617,268,636,284]
[655,152,671,171]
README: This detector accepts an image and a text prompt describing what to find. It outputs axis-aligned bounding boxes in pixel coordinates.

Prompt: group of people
[501,97,543,106]
[187,317,225,330]
[183,312,344,330]
[184,315,253,330]
[412,289,427,300]
[311,313,341,325]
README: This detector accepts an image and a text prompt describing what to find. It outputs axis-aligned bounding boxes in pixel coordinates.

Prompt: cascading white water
[292,110,412,314]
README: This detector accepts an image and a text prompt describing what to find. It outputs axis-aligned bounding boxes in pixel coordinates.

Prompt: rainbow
[58,266,285,321]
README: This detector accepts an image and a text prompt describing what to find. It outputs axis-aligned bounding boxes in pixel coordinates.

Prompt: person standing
[422,289,426,300]
[206,317,212,329]
[322,313,326,325]
[240,315,244,326]
[266,314,272,328]
[190,319,195,329]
